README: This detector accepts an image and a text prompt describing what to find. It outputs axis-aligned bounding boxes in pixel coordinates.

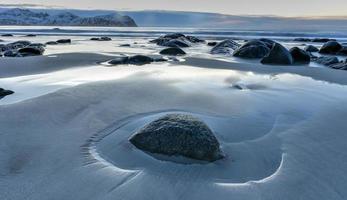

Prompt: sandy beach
[1,30,347,200]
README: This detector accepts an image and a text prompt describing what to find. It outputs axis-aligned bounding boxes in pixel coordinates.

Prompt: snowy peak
[0,8,137,27]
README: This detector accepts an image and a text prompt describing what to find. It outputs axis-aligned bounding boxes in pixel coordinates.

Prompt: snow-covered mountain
[0,8,137,27]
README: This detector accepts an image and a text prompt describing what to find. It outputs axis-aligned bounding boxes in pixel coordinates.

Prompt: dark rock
[294,38,312,42]
[261,43,293,65]
[128,55,154,65]
[160,47,186,56]
[46,41,59,45]
[312,38,335,43]
[211,39,240,54]
[319,41,343,54]
[28,43,46,48]
[18,47,44,56]
[233,40,270,59]
[25,34,36,37]
[7,40,31,49]
[119,44,131,47]
[129,114,224,162]
[1,34,13,37]
[330,60,347,70]
[290,47,311,64]
[304,45,319,52]
[90,37,112,41]
[259,38,276,49]
[315,56,339,66]
[108,56,129,65]
[162,39,190,48]
[150,33,204,47]
[56,39,71,44]
[3,50,20,57]
[338,47,347,56]
[207,42,217,46]
[0,88,14,97]
[108,55,159,66]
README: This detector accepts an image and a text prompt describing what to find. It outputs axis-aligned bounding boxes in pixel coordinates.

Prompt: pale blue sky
[1,0,347,17]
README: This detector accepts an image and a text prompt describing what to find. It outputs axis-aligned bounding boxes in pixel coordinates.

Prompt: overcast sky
[1,0,346,17]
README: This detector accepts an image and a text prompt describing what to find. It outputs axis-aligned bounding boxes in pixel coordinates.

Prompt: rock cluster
[210,39,241,54]
[150,33,205,48]
[129,114,224,162]
[0,40,45,57]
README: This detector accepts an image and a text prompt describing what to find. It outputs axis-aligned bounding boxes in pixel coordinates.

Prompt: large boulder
[160,47,186,56]
[290,47,311,64]
[315,56,339,66]
[18,47,44,56]
[129,114,224,162]
[0,88,14,97]
[233,40,270,59]
[211,39,240,54]
[259,38,276,48]
[319,41,342,54]
[260,43,293,65]
[162,39,190,48]
[150,33,204,47]
[304,45,319,52]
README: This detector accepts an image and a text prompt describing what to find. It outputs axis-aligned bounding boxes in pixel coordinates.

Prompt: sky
[0,0,346,17]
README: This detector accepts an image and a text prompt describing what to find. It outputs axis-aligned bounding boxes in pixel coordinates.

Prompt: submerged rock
[330,60,347,70]
[0,88,14,97]
[1,34,13,37]
[56,39,71,44]
[46,41,59,45]
[90,37,112,41]
[290,47,311,64]
[233,40,270,59]
[315,56,339,66]
[107,55,166,66]
[207,42,218,46]
[304,45,319,52]
[129,114,224,162]
[119,44,131,47]
[294,38,312,42]
[260,43,293,65]
[312,38,335,43]
[25,34,36,37]
[210,39,240,54]
[160,47,186,56]
[319,41,342,54]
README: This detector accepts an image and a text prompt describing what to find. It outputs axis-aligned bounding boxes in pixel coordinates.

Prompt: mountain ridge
[0,8,137,27]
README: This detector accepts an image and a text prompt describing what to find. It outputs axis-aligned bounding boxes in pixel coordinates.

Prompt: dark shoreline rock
[261,43,293,65]
[108,55,167,66]
[211,39,240,54]
[150,33,204,48]
[56,39,71,44]
[304,45,319,52]
[233,40,270,59]
[160,47,186,56]
[290,47,311,64]
[129,114,224,162]
[319,41,342,54]
[315,56,339,66]
[0,88,14,98]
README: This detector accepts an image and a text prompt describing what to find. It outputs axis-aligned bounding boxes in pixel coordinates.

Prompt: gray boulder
[233,40,270,59]
[304,45,319,52]
[261,43,293,65]
[290,47,311,64]
[160,47,186,56]
[46,41,59,45]
[319,41,342,54]
[129,114,224,162]
[315,56,339,66]
[211,39,240,54]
